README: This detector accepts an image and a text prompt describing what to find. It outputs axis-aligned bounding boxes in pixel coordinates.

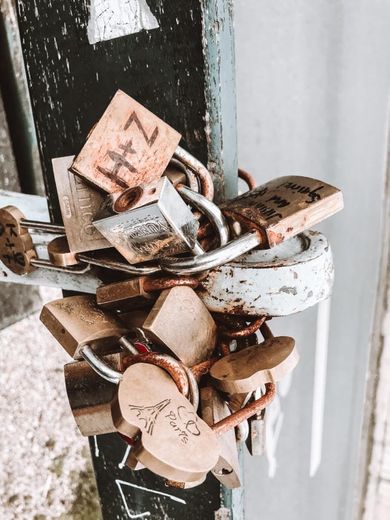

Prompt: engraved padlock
[93,176,203,264]
[53,155,111,253]
[160,175,343,274]
[0,205,91,275]
[71,90,214,200]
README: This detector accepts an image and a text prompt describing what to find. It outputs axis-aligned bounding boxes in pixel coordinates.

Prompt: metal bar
[16,1,239,518]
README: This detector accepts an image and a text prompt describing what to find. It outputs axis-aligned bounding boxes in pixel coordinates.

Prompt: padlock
[71,90,182,194]
[64,351,126,436]
[0,205,71,275]
[120,286,217,366]
[197,230,333,316]
[160,175,343,274]
[93,176,203,264]
[40,294,129,359]
[95,274,200,311]
[53,155,111,253]
[71,90,214,200]
[116,286,217,367]
[200,386,241,488]
[111,362,219,482]
[210,336,299,394]
[246,388,267,457]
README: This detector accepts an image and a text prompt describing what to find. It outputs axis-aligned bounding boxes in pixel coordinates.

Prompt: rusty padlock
[160,175,343,274]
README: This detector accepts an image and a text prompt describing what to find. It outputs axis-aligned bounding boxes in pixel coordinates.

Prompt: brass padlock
[53,155,110,253]
[93,177,202,264]
[64,351,125,436]
[160,175,343,274]
[210,336,299,394]
[111,362,219,482]
[40,295,129,359]
[116,286,217,366]
[95,275,199,311]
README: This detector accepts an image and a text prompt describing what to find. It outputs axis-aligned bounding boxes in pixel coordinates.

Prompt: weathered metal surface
[72,90,181,193]
[198,230,334,316]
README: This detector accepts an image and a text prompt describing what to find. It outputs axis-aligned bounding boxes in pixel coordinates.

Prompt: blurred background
[1,1,390,519]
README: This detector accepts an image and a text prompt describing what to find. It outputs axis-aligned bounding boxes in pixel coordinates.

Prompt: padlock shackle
[77,252,160,275]
[21,219,65,234]
[160,230,262,275]
[238,168,257,191]
[177,185,230,247]
[80,345,123,384]
[211,382,276,436]
[30,258,91,274]
[174,146,214,201]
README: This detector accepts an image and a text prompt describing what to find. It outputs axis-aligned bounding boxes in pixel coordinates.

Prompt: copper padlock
[116,286,217,366]
[210,336,299,394]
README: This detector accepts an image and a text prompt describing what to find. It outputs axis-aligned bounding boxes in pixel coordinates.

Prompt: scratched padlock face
[221,175,343,247]
[71,90,181,193]
[53,155,110,253]
[111,363,220,482]
[0,206,36,275]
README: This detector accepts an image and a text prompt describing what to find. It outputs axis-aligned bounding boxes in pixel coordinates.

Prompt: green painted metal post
[16,1,241,517]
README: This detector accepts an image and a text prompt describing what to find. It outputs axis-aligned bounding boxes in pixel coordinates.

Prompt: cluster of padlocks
[0,90,343,488]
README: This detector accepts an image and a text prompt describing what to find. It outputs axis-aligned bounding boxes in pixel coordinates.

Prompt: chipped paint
[199,231,334,316]
[87,0,159,44]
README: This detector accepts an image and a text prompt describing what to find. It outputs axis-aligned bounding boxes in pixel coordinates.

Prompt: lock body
[53,155,110,253]
[142,286,217,366]
[221,175,343,247]
[71,90,181,193]
[96,277,155,310]
[40,295,128,359]
[198,230,333,316]
[64,352,125,436]
[93,177,199,264]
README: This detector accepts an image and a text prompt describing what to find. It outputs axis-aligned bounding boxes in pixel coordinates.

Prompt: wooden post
[16,1,241,517]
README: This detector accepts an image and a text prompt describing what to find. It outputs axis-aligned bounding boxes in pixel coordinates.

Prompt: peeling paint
[87,0,159,44]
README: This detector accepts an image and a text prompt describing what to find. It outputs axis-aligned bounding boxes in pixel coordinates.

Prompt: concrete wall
[234,1,390,519]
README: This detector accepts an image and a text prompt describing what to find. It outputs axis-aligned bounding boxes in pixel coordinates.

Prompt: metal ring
[160,230,262,275]
[212,383,276,436]
[174,146,214,201]
[80,345,123,384]
[238,168,257,191]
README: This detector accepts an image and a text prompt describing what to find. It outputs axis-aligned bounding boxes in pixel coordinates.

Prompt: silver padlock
[160,175,343,274]
[197,230,333,316]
